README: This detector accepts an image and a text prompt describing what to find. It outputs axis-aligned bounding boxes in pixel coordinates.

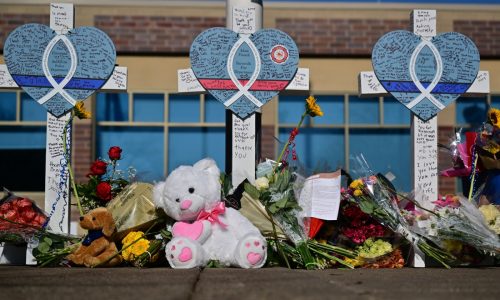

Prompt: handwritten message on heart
[4,24,116,117]
[372,30,480,121]
[190,28,299,119]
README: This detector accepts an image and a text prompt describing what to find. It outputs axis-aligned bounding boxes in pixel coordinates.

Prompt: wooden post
[0,3,128,264]
[358,9,489,267]
[177,0,309,187]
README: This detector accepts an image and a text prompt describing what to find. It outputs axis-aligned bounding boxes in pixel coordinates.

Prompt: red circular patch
[270,45,289,64]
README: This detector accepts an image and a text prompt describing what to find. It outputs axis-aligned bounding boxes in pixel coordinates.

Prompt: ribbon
[406,37,445,111]
[196,202,228,228]
[38,33,78,106]
[224,34,263,108]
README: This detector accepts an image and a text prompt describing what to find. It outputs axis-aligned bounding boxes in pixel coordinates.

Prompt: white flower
[255,177,270,191]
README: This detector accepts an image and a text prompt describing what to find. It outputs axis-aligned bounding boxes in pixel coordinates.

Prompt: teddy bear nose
[79,216,84,221]
[180,200,192,210]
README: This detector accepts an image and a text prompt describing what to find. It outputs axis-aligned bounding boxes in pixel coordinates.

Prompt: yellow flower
[131,239,150,256]
[349,179,363,190]
[122,231,144,246]
[343,256,363,267]
[488,108,500,127]
[353,189,363,197]
[483,141,500,155]
[74,101,91,119]
[305,96,323,117]
[479,204,500,222]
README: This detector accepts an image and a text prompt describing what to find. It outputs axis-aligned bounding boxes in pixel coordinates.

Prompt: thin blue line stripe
[12,75,106,90]
[381,81,470,94]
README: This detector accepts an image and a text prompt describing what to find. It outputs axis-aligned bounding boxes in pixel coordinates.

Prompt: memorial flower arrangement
[407,194,500,256]
[75,146,135,214]
[341,157,456,268]
[120,231,163,267]
[0,190,48,244]
[245,96,357,269]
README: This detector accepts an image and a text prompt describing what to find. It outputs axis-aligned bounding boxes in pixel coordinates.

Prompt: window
[277,94,411,191]
[95,92,226,182]
[0,92,46,191]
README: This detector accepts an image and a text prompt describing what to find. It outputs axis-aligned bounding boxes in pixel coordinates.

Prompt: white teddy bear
[154,158,267,269]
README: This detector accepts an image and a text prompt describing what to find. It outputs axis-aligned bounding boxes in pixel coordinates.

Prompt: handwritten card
[300,171,341,221]
[233,7,256,34]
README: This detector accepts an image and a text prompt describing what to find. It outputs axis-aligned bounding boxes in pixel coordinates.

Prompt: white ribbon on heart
[406,37,445,111]
[224,34,263,108]
[38,34,78,106]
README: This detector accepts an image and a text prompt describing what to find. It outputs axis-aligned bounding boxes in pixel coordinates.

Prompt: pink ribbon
[196,202,227,228]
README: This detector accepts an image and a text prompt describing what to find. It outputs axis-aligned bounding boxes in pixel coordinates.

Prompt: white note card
[310,172,341,221]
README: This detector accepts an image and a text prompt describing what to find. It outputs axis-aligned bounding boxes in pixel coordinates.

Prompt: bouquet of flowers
[0,189,47,244]
[408,194,500,256]
[343,156,455,267]
[244,96,356,269]
[120,231,164,268]
[76,146,135,213]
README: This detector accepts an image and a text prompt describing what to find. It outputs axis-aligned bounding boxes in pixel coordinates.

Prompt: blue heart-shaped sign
[372,30,480,121]
[190,28,299,119]
[4,24,116,117]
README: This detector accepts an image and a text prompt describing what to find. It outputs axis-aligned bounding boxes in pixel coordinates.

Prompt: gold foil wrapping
[107,182,159,240]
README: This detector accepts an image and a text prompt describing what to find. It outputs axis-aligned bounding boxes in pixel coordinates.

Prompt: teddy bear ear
[193,158,220,177]
[153,181,166,208]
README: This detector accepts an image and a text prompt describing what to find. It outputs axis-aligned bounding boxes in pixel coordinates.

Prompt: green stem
[62,113,83,217]
[468,153,479,202]
[272,112,307,175]
[266,209,291,269]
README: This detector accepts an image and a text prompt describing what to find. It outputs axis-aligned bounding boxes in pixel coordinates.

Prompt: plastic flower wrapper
[410,194,500,255]
[0,189,48,244]
[106,182,165,241]
[345,155,455,268]
[440,129,475,178]
[245,162,355,269]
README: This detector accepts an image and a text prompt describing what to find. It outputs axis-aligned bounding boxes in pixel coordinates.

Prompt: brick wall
[72,121,93,183]
[94,15,225,53]
[275,18,409,56]
[438,126,457,194]
[261,125,276,160]
[0,13,49,50]
[454,20,500,58]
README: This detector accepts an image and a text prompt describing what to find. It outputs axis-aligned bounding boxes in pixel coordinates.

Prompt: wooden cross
[177,0,309,187]
[0,3,127,265]
[359,9,490,267]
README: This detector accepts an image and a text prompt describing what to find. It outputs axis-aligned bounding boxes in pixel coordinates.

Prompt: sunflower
[488,108,500,128]
[74,101,91,119]
[305,96,323,117]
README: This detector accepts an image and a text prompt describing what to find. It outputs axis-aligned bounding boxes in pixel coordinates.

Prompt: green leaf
[244,183,261,200]
[37,243,50,253]
[358,199,374,214]
[43,237,53,246]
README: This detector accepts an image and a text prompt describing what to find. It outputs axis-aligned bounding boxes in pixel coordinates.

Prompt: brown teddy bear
[67,207,122,267]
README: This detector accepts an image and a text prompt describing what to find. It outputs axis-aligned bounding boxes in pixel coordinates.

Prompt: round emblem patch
[270,45,289,64]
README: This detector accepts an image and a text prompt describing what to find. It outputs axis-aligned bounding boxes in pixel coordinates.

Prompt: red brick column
[72,120,93,183]
[438,126,457,194]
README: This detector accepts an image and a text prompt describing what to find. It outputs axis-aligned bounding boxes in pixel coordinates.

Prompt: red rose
[17,198,33,209]
[21,210,36,222]
[90,160,108,176]
[96,182,112,201]
[108,146,122,160]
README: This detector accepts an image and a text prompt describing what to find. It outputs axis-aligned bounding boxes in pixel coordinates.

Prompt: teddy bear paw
[235,235,267,268]
[166,237,205,269]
